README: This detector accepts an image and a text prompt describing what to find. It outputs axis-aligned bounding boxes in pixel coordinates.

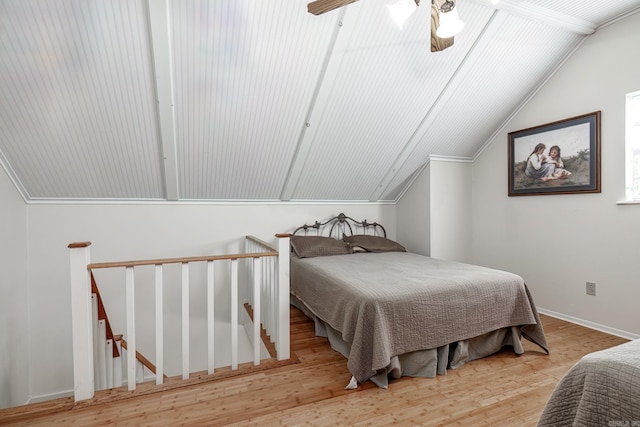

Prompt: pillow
[343,234,406,253]
[290,235,352,258]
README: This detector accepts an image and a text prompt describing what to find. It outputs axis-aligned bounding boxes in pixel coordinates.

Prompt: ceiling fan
[306,0,459,52]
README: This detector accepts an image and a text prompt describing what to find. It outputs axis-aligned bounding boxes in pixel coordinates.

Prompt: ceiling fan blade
[307,0,360,15]
[430,1,454,52]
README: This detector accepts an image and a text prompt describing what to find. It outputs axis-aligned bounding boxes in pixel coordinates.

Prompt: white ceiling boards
[1,0,638,202]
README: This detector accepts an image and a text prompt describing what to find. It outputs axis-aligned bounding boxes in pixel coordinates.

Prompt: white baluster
[265,259,273,339]
[207,261,215,375]
[125,266,136,390]
[113,339,122,388]
[182,263,189,379]
[269,256,276,341]
[253,257,261,365]
[155,264,164,385]
[105,339,113,389]
[91,294,99,389]
[277,236,291,360]
[97,319,107,390]
[231,259,238,370]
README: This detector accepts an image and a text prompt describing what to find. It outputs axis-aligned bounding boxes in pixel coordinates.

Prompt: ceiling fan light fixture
[436,0,464,38]
[387,0,418,29]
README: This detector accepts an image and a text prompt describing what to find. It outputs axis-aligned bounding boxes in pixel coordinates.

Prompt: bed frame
[291,212,387,238]
[286,213,548,388]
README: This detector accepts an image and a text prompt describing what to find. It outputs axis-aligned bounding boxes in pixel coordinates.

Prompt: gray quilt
[538,339,640,427]
[290,252,548,383]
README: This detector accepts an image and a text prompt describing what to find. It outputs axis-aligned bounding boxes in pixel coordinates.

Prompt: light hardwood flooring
[0,308,629,426]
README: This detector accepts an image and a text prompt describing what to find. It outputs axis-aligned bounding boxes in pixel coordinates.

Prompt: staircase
[91,271,170,390]
[68,235,291,402]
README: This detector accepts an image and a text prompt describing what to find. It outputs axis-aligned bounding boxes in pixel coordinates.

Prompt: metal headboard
[291,213,387,238]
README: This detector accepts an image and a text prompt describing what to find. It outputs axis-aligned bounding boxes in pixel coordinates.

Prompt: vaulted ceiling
[1,0,639,203]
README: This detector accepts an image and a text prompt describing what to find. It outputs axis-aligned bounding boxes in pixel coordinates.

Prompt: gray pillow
[290,236,352,258]
[343,234,406,253]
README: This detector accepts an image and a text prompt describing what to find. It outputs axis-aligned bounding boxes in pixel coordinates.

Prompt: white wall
[472,12,640,337]
[397,160,473,262]
[430,160,472,263]
[397,164,430,255]
[24,203,394,402]
[0,168,29,409]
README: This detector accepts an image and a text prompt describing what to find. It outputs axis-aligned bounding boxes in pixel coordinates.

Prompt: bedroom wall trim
[538,308,640,341]
[26,390,73,405]
[22,199,396,205]
[26,368,155,405]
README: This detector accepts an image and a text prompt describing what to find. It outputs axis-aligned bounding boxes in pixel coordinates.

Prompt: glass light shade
[436,5,464,38]
[387,0,417,29]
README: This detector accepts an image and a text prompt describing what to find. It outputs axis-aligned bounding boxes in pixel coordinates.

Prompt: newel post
[68,241,94,402]
[276,234,291,360]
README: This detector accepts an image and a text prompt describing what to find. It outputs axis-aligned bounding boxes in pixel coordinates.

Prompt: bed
[538,339,640,426]
[287,213,549,388]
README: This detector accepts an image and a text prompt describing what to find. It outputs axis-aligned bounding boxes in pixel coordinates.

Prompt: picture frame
[508,111,601,197]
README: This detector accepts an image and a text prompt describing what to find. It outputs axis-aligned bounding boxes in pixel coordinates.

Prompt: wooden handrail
[119,337,167,379]
[88,250,278,270]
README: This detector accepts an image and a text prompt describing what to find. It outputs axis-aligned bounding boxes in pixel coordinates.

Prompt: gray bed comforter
[290,252,548,383]
[538,339,640,427]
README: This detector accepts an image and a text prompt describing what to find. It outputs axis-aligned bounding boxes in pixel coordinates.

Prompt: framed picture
[508,111,601,196]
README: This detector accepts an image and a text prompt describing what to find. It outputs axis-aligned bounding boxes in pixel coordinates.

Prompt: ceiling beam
[280,4,361,201]
[147,0,179,201]
[478,0,597,35]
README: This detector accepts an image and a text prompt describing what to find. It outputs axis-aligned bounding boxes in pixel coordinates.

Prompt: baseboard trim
[27,390,74,405]
[25,373,164,406]
[538,307,640,341]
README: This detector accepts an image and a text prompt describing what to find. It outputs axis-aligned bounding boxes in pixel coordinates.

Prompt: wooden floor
[0,308,629,426]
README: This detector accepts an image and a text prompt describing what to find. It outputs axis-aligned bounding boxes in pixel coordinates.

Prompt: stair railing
[68,234,290,403]
[90,271,120,391]
[90,274,161,391]
[243,235,291,362]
